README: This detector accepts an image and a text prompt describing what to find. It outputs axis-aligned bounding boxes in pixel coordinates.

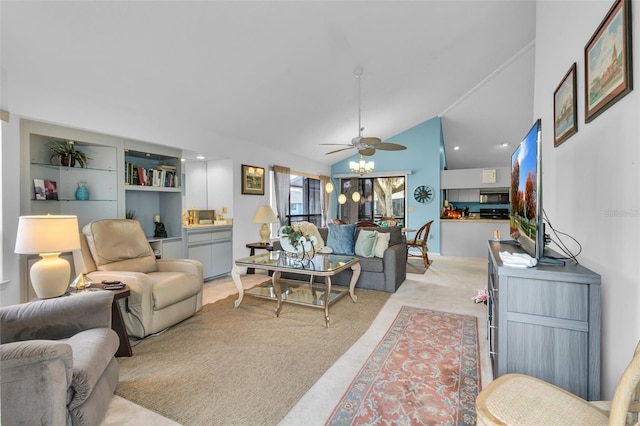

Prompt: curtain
[319,175,331,227]
[272,165,290,230]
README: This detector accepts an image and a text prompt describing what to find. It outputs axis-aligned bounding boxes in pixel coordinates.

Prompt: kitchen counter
[441,218,509,223]
[183,220,233,229]
[441,219,510,258]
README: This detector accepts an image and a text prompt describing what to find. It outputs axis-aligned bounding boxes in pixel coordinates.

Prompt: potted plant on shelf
[48,140,92,168]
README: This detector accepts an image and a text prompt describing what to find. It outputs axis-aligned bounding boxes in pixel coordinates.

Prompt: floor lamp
[14,215,81,298]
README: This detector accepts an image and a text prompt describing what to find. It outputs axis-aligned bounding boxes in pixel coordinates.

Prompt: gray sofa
[0,291,120,426]
[275,226,407,293]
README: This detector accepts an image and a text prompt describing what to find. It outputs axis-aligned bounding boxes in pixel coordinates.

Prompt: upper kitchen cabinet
[124,140,182,239]
[441,167,510,189]
[21,119,125,227]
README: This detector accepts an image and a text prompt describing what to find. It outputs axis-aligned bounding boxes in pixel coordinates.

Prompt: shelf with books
[124,161,180,189]
[123,143,183,239]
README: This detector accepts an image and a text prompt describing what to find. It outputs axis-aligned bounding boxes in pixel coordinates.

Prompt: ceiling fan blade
[359,147,376,156]
[374,142,407,151]
[320,143,352,146]
[360,136,382,146]
[325,147,355,155]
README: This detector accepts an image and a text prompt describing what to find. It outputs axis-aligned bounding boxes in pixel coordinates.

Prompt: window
[286,174,322,226]
[339,176,406,226]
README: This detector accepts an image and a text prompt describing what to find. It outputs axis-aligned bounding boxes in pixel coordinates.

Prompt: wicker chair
[407,220,433,267]
[476,341,640,425]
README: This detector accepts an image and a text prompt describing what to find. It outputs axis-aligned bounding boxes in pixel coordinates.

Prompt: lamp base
[259,223,271,244]
[31,253,70,298]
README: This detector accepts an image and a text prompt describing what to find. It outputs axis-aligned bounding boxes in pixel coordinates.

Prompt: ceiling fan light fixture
[349,155,374,176]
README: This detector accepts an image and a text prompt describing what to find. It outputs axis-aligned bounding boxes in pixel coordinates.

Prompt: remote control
[103,283,125,290]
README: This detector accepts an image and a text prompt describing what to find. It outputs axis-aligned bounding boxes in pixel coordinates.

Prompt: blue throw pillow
[326,223,357,255]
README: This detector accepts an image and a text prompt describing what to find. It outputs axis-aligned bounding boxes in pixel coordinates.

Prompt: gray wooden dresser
[487,240,601,400]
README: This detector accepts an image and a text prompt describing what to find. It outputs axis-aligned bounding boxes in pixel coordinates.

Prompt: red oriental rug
[326,306,480,425]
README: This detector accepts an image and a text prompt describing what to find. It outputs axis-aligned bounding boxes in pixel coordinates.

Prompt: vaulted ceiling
[1,1,537,170]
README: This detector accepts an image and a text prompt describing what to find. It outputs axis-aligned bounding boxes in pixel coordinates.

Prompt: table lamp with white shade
[14,215,81,298]
[252,205,278,244]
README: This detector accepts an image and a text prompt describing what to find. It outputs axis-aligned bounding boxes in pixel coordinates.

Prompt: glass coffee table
[231,251,361,327]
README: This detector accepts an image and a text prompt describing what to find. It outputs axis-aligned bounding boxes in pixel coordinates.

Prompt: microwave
[479,192,509,204]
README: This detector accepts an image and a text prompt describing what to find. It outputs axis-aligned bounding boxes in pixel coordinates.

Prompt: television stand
[537,256,565,266]
[487,240,601,400]
[496,239,520,246]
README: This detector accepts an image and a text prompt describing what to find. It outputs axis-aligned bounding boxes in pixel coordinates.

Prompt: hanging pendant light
[325,181,334,193]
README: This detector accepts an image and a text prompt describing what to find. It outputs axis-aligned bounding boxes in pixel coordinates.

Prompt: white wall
[206,158,234,219]
[534,0,640,398]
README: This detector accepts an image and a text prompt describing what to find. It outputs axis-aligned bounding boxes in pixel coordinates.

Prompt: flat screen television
[510,119,545,260]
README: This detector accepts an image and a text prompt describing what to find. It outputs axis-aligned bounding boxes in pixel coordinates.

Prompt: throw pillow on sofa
[374,232,391,258]
[354,230,377,257]
[326,223,357,255]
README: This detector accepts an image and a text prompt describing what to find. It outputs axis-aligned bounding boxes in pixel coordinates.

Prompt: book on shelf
[125,162,178,188]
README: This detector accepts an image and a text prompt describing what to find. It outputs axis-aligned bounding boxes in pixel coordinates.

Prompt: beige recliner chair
[77,219,203,339]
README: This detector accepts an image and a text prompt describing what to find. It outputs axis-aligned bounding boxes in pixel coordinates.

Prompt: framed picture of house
[554,63,578,147]
[584,0,633,123]
[241,164,265,195]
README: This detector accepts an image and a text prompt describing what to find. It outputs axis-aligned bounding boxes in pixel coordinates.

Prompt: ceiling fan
[322,69,406,157]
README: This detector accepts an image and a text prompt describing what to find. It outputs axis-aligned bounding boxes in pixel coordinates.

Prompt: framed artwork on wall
[241,164,265,195]
[554,63,578,147]
[584,0,633,123]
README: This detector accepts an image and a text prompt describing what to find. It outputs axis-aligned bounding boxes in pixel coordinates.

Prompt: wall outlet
[222,206,228,214]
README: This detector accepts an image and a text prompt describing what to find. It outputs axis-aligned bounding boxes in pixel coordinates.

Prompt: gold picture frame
[554,63,578,147]
[241,164,265,195]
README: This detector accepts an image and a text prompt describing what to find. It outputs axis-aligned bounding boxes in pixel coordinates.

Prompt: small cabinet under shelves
[183,225,233,280]
[487,240,601,400]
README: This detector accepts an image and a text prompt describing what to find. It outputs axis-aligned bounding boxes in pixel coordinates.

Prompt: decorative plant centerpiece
[49,140,92,168]
[279,225,317,260]
[472,287,489,305]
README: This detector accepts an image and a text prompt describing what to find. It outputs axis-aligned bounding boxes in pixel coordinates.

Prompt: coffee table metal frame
[232,251,361,327]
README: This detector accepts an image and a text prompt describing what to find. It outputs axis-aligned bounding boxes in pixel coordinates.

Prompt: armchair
[77,219,203,339]
[1,291,119,426]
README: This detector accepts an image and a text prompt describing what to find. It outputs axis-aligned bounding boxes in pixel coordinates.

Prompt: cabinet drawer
[187,229,232,243]
[506,278,588,321]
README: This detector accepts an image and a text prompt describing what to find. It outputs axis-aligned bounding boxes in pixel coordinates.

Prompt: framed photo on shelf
[554,63,578,147]
[241,164,265,195]
[33,179,46,200]
[44,180,58,200]
[584,0,633,123]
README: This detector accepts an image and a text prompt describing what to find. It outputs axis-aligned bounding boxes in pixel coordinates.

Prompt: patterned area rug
[326,306,480,425]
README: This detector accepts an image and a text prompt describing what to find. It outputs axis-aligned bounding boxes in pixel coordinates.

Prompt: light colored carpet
[114,281,389,425]
[102,256,492,426]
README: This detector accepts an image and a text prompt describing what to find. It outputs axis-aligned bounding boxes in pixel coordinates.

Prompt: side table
[67,284,133,357]
[245,242,274,274]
